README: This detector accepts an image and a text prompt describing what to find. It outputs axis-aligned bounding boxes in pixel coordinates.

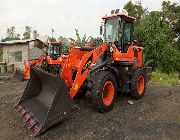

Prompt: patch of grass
[150,71,180,86]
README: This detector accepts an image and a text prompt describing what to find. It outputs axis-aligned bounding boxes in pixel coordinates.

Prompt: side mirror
[100,26,103,35]
[134,40,141,46]
[125,41,131,45]
[134,40,138,44]
[134,40,138,45]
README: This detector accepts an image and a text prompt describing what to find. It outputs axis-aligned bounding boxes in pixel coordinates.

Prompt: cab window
[124,22,131,43]
[122,22,132,52]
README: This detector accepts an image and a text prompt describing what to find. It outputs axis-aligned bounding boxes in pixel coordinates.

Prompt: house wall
[3,43,29,70]
[0,47,2,62]
[29,40,44,60]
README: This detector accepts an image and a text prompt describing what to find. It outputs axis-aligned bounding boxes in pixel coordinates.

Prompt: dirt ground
[0,78,180,140]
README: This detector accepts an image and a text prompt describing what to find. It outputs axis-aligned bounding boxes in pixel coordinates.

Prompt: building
[0,39,46,70]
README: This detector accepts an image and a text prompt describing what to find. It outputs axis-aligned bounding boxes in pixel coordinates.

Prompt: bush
[134,11,179,74]
[157,46,180,74]
[150,71,180,86]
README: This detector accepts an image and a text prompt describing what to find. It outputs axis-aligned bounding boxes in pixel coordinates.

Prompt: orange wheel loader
[14,10,151,136]
[14,42,66,81]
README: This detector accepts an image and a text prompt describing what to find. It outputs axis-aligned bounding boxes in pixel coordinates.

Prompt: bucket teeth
[14,103,18,109]
[23,114,31,123]
[15,106,41,136]
[25,122,42,137]
[20,109,28,117]
[29,121,38,130]
[16,105,23,112]
[23,115,35,129]
[33,125,42,137]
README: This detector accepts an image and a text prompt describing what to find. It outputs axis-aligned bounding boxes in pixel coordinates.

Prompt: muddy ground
[0,78,179,140]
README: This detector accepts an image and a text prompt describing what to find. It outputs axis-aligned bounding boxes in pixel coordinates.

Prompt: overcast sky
[0,0,179,39]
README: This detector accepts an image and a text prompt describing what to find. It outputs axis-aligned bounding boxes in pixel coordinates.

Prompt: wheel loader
[14,10,150,136]
[14,42,65,81]
[39,42,66,76]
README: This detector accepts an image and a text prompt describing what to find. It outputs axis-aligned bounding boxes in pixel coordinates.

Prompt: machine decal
[82,55,93,74]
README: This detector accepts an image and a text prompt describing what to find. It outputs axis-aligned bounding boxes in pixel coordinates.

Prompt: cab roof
[48,42,62,45]
[102,13,136,21]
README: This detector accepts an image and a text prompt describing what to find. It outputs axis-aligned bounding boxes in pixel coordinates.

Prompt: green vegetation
[58,29,103,54]
[73,29,103,47]
[23,26,39,39]
[0,1,179,77]
[58,36,70,53]
[1,26,39,42]
[150,71,180,86]
[22,26,31,39]
[124,1,180,74]
[1,26,20,42]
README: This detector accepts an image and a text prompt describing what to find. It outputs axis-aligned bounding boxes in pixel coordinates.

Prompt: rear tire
[130,68,146,99]
[92,71,117,113]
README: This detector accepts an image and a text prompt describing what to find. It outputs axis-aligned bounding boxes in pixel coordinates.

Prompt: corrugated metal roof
[0,39,41,45]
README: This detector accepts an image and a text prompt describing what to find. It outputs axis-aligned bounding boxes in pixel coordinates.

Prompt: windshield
[48,44,61,56]
[104,17,120,43]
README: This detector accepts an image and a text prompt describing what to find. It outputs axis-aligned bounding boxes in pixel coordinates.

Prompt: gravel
[0,79,179,140]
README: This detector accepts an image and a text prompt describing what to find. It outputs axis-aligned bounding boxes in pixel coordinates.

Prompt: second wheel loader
[22,42,65,80]
[15,10,150,136]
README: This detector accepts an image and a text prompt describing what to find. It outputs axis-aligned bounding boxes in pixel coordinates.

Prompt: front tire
[130,68,146,99]
[74,87,86,100]
[92,71,117,113]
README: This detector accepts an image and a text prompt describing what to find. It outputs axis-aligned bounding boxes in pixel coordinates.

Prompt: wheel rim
[102,81,114,105]
[137,75,145,95]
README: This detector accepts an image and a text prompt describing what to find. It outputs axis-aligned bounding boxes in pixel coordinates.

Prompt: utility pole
[51,28,54,38]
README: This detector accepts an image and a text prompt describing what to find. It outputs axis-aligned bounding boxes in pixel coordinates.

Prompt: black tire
[92,71,117,113]
[130,68,146,100]
[74,87,86,100]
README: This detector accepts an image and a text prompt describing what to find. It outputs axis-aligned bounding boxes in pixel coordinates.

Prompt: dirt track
[0,79,180,140]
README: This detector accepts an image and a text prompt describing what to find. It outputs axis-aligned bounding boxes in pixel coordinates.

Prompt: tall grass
[150,71,180,86]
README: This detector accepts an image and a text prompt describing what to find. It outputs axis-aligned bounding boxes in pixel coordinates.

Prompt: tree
[23,26,31,39]
[32,30,39,39]
[75,29,81,43]
[58,36,70,53]
[123,1,180,73]
[74,29,93,46]
[49,37,57,42]
[124,1,148,26]
[2,26,20,41]
[161,1,180,50]
[135,11,179,73]
[162,1,180,34]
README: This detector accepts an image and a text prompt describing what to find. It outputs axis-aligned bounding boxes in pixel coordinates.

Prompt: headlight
[110,46,114,52]
[91,62,96,67]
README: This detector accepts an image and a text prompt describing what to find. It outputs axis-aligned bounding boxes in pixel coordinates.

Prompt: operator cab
[47,42,63,60]
[101,9,135,53]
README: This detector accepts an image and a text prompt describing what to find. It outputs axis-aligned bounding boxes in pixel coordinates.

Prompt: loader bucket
[14,66,72,136]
